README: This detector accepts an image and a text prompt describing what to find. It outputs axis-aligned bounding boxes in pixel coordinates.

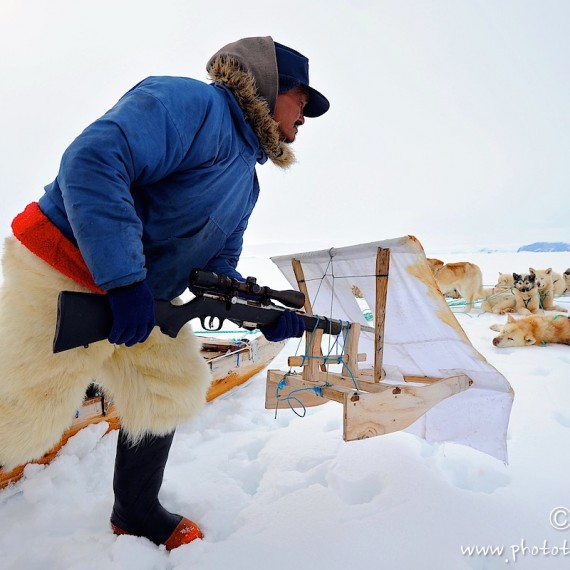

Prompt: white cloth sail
[271,236,513,462]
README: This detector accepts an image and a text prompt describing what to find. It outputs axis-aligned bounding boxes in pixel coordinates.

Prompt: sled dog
[490,313,570,347]
[550,269,567,296]
[482,273,539,315]
[512,272,541,315]
[530,267,568,312]
[480,273,515,314]
[564,268,570,295]
[427,258,483,312]
[495,272,514,290]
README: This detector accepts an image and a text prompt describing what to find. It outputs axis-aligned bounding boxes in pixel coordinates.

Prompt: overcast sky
[1,0,568,255]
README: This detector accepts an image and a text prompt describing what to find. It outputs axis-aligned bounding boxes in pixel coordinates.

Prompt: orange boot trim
[164,517,204,550]
[111,517,203,550]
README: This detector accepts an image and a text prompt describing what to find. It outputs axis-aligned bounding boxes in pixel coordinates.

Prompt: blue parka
[38,37,294,301]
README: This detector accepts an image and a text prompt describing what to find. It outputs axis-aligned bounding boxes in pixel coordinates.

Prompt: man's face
[273,86,309,143]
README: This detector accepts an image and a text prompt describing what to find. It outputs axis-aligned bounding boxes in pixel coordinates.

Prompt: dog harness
[11,202,105,294]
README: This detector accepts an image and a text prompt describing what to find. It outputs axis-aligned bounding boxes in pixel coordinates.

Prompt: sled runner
[267,237,514,461]
[0,334,284,490]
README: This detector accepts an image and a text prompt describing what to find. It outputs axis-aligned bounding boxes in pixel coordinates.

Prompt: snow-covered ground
[1,248,569,570]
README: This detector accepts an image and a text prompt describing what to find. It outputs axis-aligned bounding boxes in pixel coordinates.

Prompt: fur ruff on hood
[208,55,295,168]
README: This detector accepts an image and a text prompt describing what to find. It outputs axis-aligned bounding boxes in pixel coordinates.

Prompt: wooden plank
[292,258,313,314]
[292,258,327,373]
[266,370,329,409]
[402,375,442,385]
[343,374,473,441]
[374,248,390,383]
[287,353,367,367]
[297,369,392,394]
[302,328,324,383]
[360,367,439,386]
[342,323,361,378]
[265,368,398,411]
[267,370,366,407]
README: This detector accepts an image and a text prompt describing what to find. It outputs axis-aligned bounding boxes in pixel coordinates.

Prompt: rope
[298,315,321,368]
[274,249,368,419]
[273,374,324,418]
[273,317,360,418]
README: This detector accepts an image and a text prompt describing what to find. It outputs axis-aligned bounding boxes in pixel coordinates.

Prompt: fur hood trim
[208,55,294,168]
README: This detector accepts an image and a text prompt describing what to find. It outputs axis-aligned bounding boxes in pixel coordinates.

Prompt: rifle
[53,269,345,353]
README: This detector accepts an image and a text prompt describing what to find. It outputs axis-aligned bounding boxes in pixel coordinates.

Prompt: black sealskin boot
[110,429,202,549]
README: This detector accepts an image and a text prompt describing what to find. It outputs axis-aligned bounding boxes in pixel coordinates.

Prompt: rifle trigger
[202,316,223,331]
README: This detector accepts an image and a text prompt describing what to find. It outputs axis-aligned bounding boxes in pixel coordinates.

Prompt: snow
[1,249,570,570]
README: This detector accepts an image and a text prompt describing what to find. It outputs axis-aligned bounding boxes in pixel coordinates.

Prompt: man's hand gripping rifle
[53,269,344,353]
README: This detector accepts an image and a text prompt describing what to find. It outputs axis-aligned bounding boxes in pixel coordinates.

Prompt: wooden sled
[266,248,474,441]
[0,334,284,490]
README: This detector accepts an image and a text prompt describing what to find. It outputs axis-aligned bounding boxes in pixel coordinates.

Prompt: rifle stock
[53,291,344,353]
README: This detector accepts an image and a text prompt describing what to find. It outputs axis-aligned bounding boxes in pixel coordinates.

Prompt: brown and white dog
[426,258,483,312]
[491,313,570,347]
[529,267,568,312]
[481,272,540,315]
[551,269,567,296]
[564,268,570,295]
[480,273,515,314]
[495,272,515,290]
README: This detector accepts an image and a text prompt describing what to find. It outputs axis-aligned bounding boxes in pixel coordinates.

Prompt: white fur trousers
[0,237,211,469]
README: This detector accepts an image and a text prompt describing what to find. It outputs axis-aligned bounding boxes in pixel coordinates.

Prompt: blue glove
[260,310,305,342]
[107,281,156,346]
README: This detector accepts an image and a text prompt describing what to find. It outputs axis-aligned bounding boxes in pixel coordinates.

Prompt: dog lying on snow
[490,313,570,347]
[481,272,541,316]
[480,273,514,314]
[426,258,483,312]
[481,268,569,315]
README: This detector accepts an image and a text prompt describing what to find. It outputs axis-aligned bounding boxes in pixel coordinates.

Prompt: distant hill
[517,242,570,252]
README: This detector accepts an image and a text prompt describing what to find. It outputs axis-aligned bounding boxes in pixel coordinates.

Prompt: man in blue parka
[0,36,329,548]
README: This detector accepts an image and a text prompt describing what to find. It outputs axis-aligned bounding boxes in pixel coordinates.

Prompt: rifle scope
[189,269,305,310]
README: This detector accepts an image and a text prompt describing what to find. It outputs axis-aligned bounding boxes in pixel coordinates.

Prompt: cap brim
[303,85,330,118]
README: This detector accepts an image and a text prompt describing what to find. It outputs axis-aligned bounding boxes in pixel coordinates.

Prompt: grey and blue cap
[275,42,330,118]
[207,36,329,119]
